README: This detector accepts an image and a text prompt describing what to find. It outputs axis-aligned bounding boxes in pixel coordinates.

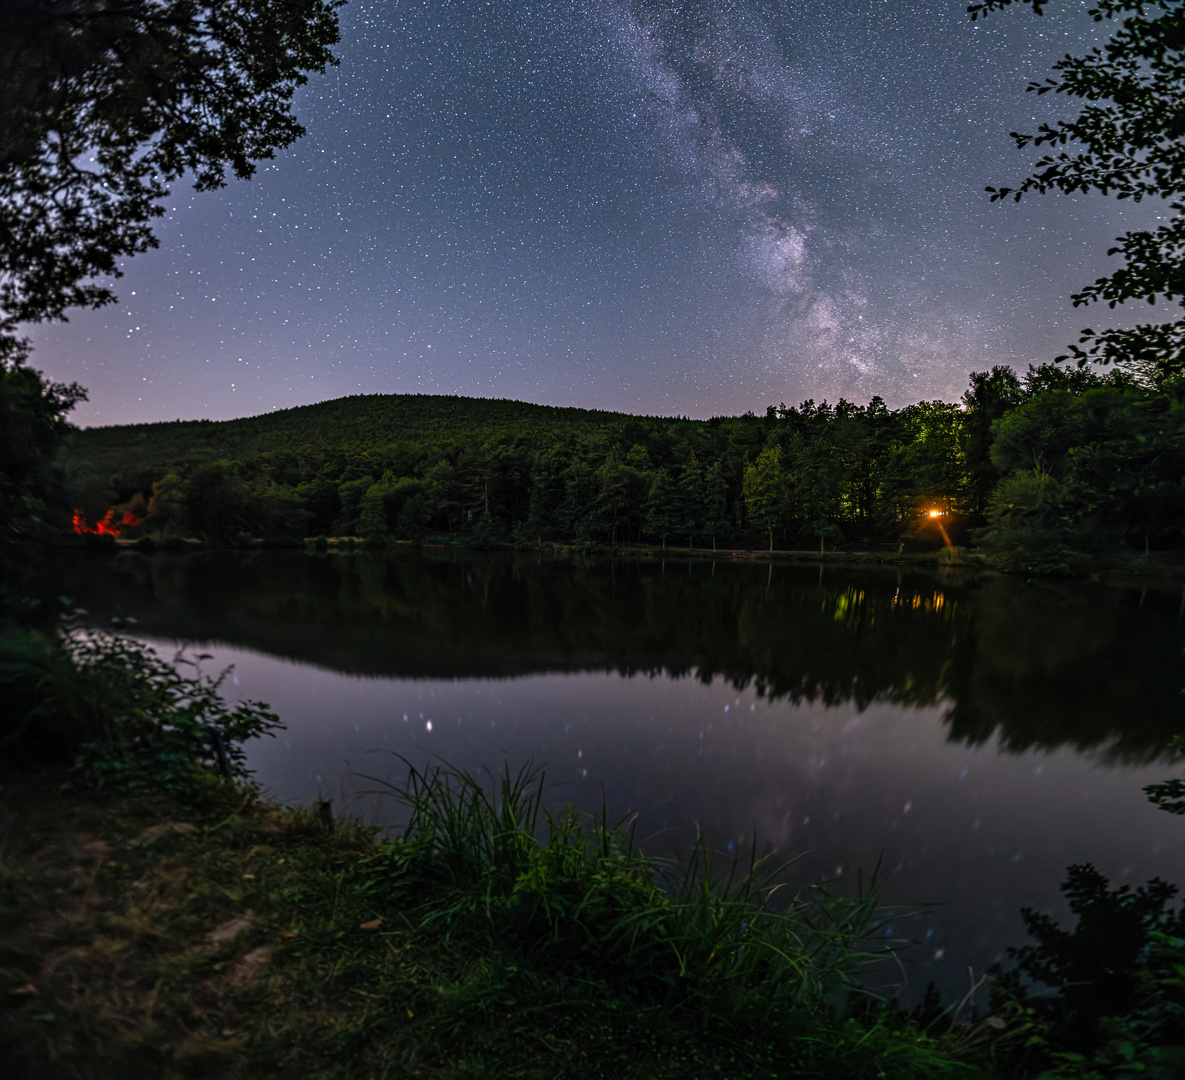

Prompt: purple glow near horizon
[27,0,1164,426]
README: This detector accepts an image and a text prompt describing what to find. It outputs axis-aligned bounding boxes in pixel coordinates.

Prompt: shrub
[0,628,281,792]
[974,468,1092,574]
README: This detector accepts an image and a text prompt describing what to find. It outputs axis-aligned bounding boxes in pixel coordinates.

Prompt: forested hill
[58,369,1185,572]
[69,393,644,470]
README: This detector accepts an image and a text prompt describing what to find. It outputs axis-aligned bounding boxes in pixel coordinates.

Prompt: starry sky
[27,0,1166,427]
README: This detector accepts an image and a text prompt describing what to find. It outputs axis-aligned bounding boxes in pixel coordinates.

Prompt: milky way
[27,0,1165,425]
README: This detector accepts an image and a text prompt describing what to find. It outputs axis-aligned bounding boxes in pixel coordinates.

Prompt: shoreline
[52,531,1185,586]
[3,594,1181,1076]
[0,764,975,1079]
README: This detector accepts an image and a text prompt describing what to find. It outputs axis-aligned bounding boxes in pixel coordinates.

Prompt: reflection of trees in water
[940,581,1184,761]
[50,550,1185,761]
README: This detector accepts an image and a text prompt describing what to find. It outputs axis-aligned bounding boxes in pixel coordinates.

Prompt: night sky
[28,0,1164,427]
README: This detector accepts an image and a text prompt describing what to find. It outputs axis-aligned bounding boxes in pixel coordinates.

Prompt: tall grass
[0,640,976,1077]
[361,760,904,1018]
[342,760,974,1077]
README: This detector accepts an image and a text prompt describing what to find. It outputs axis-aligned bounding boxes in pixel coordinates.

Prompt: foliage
[334,760,966,1079]
[1006,865,1185,1045]
[50,364,1185,566]
[364,761,888,1007]
[976,748,1185,1076]
[643,467,681,547]
[0,337,85,573]
[0,627,281,792]
[0,771,982,1080]
[1146,736,1185,814]
[970,0,1185,381]
[179,460,307,542]
[744,445,792,551]
[985,864,1185,1078]
[975,467,1091,574]
[596,445,651,547]
[961,366,1026,517]
[356,472,424,540]
[61,390,973,550]
[0,0,341,330]
[978,379,1185,564]
[892,400,967,517]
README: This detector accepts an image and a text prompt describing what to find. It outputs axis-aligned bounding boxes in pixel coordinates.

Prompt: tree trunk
[819,535,824,556]
[768,528,773,553]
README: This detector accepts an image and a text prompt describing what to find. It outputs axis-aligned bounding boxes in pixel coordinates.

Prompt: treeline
[60,364,1185,569]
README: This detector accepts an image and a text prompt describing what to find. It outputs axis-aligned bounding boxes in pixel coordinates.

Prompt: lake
[47,547,1185,1004]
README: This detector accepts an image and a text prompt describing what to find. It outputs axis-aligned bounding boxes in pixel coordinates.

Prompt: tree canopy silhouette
[970,0,1185,381]
[0,0,341,332]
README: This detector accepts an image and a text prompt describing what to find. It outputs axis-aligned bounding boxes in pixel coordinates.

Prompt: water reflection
[49,548,1185,759]
[44,548,1185,1001]
[134,643,1185,1006]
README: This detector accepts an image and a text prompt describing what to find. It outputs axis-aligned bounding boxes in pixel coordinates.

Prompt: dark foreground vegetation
[0,626,1183,1078]
[2,0,1184,1071]
[58,364,1185,576]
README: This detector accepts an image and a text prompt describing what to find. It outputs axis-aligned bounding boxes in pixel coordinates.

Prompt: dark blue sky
[29,0,1164,426]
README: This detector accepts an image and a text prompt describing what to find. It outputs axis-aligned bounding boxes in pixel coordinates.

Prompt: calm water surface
[48,548,1185,1002]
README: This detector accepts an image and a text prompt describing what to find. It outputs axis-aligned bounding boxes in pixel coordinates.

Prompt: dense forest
[60,362,1185,573]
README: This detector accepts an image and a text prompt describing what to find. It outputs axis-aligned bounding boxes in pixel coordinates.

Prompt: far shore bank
[50,530,1185,586]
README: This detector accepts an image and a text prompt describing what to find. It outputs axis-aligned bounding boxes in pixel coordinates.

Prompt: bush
[0,345,85,570]
[0,628,281,792]
[989,864,1185,1077]
[975,468,1092,574]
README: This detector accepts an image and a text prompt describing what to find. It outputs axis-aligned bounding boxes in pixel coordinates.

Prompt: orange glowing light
[928,510,942,518]
[73,507,137,537]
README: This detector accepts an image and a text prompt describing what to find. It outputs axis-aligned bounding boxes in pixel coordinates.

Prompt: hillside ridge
[75,392,678,435]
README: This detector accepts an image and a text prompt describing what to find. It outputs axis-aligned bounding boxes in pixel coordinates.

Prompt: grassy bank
[0,629,971,1078]
[0,764,983,1080]
[3,627,1184,1078]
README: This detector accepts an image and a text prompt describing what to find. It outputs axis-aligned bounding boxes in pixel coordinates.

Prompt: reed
[343,759,968,1077]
